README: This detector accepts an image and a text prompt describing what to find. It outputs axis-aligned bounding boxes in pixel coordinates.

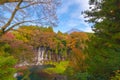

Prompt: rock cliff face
[35,46,67,65]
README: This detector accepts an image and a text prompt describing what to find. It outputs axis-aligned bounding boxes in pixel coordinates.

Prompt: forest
[0,0,120,80]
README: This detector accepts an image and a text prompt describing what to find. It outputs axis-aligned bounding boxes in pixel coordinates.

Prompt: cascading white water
[36,47,45,65]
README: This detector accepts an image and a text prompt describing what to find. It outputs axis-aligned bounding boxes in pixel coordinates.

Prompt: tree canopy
[84,0,120,79]
[0,0,60,35]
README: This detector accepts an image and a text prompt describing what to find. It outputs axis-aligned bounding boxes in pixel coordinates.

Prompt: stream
[16,64,67,80]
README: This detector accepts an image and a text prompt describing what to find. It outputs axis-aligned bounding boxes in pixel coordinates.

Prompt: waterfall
[35,47,67,65]
[36,47,45,65]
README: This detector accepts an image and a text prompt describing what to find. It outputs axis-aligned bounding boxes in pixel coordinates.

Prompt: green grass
[43,61,69,74]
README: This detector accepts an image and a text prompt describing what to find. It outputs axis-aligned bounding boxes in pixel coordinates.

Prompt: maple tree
[68,32,88,79]
[0,24,89,79]
[1,32,35,63]
[59,32,89,80]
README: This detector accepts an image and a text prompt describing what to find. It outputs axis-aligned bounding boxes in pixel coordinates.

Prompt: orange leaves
[70,32,88,40]
[67,32,88,72]
[11,26,89,65]
[67,32,88,50]
[69,48,87,71]
[72,48,85,61]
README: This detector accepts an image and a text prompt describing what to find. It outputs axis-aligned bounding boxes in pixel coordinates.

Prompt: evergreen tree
[84,0,120,79]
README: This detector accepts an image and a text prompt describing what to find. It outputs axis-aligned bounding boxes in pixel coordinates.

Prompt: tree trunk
[0,0,19,4]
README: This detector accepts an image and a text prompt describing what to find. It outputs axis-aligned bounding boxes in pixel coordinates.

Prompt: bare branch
[20,1,50,9]
[1,0,23,33]
[0,0,19,4]
[0,0,60,35]
[0,0,32,4]
[5,20,34,33]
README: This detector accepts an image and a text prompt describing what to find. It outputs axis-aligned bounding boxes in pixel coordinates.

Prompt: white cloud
[56,0,93,32]
[66,20,80,27]
[57,0,89,15]
[69,0,93,32]
[79,21,93,32]
[57,0,73,15]
[74,0,89,9]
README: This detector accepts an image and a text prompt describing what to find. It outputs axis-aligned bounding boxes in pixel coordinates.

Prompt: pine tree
[84,0,120,79]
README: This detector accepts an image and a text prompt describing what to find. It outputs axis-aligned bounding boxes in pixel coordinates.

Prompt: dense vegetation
[83,0,120,80]
[0,0,120,80]
[0,26,88,80]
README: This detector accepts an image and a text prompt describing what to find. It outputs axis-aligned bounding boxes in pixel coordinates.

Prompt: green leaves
[0,56,17,80]
[84,0,120,79]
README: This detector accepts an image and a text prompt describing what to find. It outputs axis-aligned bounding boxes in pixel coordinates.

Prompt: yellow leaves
[68,39,76,49]
[111,70,120,80]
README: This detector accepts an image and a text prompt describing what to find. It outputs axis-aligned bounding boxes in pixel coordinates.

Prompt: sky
[0,0,93,33]
[53,0,93,33]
